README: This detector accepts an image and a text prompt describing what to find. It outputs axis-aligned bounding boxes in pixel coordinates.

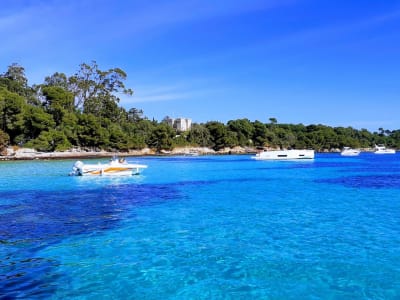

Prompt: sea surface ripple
[0,154,399,299]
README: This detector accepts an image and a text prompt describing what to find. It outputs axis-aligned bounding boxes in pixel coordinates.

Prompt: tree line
[1,62,399,155]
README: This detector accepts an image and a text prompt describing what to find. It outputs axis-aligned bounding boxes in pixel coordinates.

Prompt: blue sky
[1,0,400,131]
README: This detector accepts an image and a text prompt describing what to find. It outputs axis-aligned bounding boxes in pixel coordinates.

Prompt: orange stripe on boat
[103,167,130,173]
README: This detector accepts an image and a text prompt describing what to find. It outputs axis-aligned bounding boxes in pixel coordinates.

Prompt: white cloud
[118,83,191,105]
[0,0,296,53]
[119,79,225,106]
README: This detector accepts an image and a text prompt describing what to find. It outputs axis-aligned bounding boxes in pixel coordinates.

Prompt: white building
[164,116,175,128]
[164,117,192,131]
[174,118,192,131]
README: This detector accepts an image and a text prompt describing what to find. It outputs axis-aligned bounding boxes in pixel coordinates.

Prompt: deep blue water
[1,153,400,299]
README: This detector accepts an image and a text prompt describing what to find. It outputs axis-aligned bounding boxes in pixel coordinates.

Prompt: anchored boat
[374,145,396,154]
[252,149,315,160]
[341,147,360,156]
[70,157,147,176]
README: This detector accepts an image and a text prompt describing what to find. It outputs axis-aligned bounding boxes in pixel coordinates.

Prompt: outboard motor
[69,161,84,176]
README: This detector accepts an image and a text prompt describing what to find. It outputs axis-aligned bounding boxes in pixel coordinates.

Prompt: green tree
[173,132,190,147]
[24,106,56,140]
[187,123,212,147]
[0,63,28,95]
[44,72,69,90]
[77,113,108,148]
[0,63,38,105]
[41,86,75,125]
[388,130,400,148]
[0,87,26,143]
[269,117,277,125]
[59,111,79,145]
[205,121,230,151]
[127,108,144,122]
[227,118,254,146]
[132,119,156,148]
[42,86,74,111]
[252,120,268,147]
[107,122,129,151]
[148,123,175,152]
[68,61,133,117]
[25,129,71,152]
[0,129,10,155]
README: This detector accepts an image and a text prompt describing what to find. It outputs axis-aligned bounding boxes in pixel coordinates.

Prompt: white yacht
[374,145,396,154]
[340,147,360,156]
[252,149,315,160]
[70,157,147,176]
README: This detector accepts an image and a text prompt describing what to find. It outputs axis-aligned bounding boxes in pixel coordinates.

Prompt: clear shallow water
[1,153,400,299]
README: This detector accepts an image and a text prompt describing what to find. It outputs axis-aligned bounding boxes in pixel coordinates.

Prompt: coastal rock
[171,147,215,155]
[216,146,254,154]
[128,148,155,156]
[1,146,257,160]
[15,148,37,159]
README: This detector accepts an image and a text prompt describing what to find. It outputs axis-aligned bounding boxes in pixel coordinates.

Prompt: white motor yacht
[374,145,396,154]
[252,149,315,160]
[340,147,360,156]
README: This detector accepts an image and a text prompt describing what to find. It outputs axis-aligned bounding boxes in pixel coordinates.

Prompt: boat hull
[374,150,396,154]
[374,145,396,154]
[341,150,360,156]
[70,160,147,176]
[80,165,147,176]
[252,149,315,160]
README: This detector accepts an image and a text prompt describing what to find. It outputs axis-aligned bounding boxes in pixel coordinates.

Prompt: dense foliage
[1,62,399,154]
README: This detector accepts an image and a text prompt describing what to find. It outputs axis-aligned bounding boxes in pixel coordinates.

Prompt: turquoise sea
[1,153,400,299]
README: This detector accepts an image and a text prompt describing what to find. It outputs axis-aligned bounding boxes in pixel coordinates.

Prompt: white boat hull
[374,150,396,154]
[252,149,314,160]
[341,148,360,156]
[374,145,396,154]
[70,159,147,176]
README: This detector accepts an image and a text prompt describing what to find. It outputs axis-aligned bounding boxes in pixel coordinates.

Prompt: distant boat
[341,147,360,156]
[184,150,199,157]
[374,145,396,154]
[252,149,314,160]
[69,157,147,176]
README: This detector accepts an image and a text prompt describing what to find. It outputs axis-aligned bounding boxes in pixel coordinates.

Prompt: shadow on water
[0,174,278,298]
[317,174,400,189]
[0,183,181,299]
[314,155,400,189]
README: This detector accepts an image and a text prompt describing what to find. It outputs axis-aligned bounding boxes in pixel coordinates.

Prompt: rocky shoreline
[1,146,379,161]
[0,146,258,161]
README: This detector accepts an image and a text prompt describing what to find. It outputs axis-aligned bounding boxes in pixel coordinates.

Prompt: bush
[25,130,71,152]
[0,129,10,155]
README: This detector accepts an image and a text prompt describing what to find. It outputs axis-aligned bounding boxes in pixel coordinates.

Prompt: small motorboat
[374,145,396,154]
[184,150,199,157]
[69,157,147,176]
[340,147,360,156]
[252,149,315,160]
